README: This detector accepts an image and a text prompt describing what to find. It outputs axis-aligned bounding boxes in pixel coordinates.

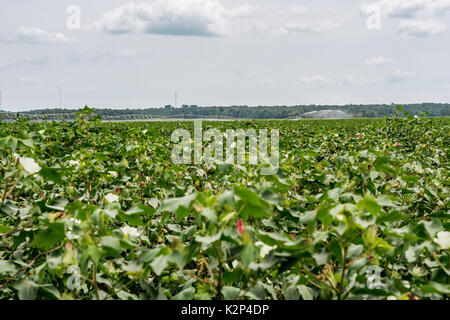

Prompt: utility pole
[174,90,178,108]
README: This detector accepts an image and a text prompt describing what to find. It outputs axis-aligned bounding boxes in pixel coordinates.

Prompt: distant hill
[2,103,450,119]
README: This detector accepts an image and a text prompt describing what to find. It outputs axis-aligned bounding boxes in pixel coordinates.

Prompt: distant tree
[441,108,450,117]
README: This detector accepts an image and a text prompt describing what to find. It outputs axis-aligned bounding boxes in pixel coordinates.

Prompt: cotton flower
[356,133,360,138]
[108,171,119,178]
[120,226,140,237]
[69,217,81,225]
[18,157,41,174]
[104,193,119,203]
[434,231,450,250]
[255,241,277,258]
[394,142,400,147]
[142,130,148,134]
[236,219,245,235]
[69,160,79,167]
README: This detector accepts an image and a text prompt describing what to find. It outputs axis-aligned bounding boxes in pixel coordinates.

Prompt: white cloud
[444,83,450,88]
[19,76,44,84]
[398,19,446,38]
[277,5,310,16]
[24,56,51,66]
[289,5,310,15]
[390,70,416,82]
[256,78,276,86]
[362,0,450,18]
[94,0,265,36]
[344,75,383,84]
[16,27,77,44]
[278,19,343,34]
[235,69,276,86]
[119,49,139,57]
[295,75,335,87]
[365,56,394,66]
[88,86,99,92]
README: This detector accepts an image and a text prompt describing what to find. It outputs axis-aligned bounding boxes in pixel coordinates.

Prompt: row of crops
[0,110,449,300]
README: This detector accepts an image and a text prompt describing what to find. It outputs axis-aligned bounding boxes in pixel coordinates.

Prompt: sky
[1,0,450,111]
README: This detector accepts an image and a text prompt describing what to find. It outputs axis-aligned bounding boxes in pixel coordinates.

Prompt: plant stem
[1,177,10,205]
[92,263,100,300]
[0,244,63,290]
[216,242,223,300]
[139,171,143,205]
[338,247,347,300]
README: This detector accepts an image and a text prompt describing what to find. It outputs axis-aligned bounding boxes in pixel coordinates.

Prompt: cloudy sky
[1,0,450,111]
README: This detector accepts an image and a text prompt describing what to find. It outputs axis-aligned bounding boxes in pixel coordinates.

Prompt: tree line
[3,103,450,119]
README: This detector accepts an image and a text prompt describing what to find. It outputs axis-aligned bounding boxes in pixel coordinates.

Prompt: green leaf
[117,290,139,300]
[357,196,382,216]
[0,136,18,152]
[167,250,186,269]
[156,193,197,221]
[13,279,39,300]
[86,245,101,264]
[298,285,314,300]
[233,186,270,219]
[150,255,168,276]
[222,286,242,300]
[312,251,329,266]
[241,244,258,269]
[0,202,19,218]
[173,287,195,300]
[328,240,343,263]
[317,206,333,228]
[0,260,17,275]
[40,166,64,184]
[39,284,61,300]
[422,219,443,238]
[31,222,65,250]
[195,232,222,246]
[99,236,121,258]
[377,211,408,224]
[0,224,13,234]
[46,197,68,211]
[422,282,450,295]
[139,248,160,264]
[284,287,299,300]
[200,207,218,224]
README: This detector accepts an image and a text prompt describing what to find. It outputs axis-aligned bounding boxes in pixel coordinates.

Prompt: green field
[0,110,449,300]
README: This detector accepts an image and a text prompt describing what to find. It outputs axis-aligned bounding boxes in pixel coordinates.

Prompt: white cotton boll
[255,241,277,258]
[120,226,141,237]
[434,231,450,250]
[19,157,41,174]
[104,193,119,203]
[108,171,119,178]
[69,160,80,167]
